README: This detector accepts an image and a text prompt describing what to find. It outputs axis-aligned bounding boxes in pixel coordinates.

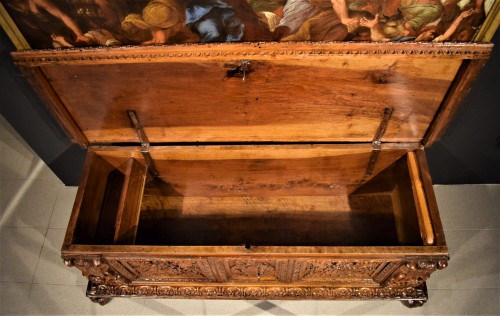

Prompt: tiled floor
[0,114,498,315]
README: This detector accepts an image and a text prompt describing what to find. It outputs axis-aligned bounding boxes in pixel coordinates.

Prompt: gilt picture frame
[0,0,498,51]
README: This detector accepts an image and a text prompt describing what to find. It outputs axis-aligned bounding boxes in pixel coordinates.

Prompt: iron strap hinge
[365,107,394,177]
[127,110,160,178]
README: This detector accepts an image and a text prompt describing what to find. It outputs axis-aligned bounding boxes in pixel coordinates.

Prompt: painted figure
[273,0,324,39]
[6,0,87,47]
[122,0,271,44]
[1,0,491,47]
[121,0,198,44]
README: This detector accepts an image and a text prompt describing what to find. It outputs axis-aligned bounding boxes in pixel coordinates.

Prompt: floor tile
[0,227,46,282]
[487,185,499,212]
[33,228,87,286]
[205,300,283,315]
[31,158,62,182]
[0,179,61,228]
[430,210,499,291]
[28,283,94,315]
[401,288,499,315]
[425,230,467,290]
[315,300,403,315]
[0,179,3,220]
[0,137,37,180]
[49,186,78,229]
[95,298,204,315]
[434,185,498,230]
[0,136,60,183]
[0,114,20,139]
[0,282,31,315]
[448,230,499,289]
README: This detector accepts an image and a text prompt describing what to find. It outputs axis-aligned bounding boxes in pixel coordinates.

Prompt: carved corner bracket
[384,258,448,288]
[64,257,138,286]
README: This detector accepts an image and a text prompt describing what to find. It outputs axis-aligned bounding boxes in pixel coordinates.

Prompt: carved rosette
[385,259,448,288]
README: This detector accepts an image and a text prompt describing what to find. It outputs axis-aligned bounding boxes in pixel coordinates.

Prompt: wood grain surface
[12,42,492,145]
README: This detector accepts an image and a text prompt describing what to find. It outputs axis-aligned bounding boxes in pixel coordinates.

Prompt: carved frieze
[299,260,384,283]
[125,258,217,282]
[222,259,281,282]
[66,255,447,303]
[87,283,428,301]
[66,257,432,286]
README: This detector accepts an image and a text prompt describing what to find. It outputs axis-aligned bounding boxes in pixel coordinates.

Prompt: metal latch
[127,110,160,178]
[225,60,253,81]
[364,107,394,177]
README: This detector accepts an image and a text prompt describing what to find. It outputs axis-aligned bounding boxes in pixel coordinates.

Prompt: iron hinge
[127,110,160,178]
[364,107,394,177]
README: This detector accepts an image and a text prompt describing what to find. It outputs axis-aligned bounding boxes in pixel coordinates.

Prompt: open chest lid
[12,42,492,147]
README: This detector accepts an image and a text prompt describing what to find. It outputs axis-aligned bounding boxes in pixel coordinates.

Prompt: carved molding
[87,282,428,300]
[13,42,492,66]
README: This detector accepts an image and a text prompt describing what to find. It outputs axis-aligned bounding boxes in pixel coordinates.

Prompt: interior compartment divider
[113,158,148,245]
[407,151,435,245]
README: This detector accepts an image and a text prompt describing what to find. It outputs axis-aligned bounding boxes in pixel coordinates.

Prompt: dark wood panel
[136,213,400,247]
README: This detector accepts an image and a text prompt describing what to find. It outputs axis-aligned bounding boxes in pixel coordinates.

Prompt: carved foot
[89,297,112,306]
[401,298,426,308]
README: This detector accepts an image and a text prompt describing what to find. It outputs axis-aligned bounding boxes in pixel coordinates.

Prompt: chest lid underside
[12,42,492,147]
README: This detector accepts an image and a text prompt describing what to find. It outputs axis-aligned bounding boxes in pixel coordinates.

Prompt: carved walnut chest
[11,41,492,307]
[3,0,497,308]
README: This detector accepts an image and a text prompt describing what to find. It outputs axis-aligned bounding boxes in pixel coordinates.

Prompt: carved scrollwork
[66,257,128,286]
[224,287,243,297]
[87,283,428,301]
[311,287,329,298]
[157,286,176,296]
[385,259,448,288]
[300,260,383,281]
[125,258,215,282]
[199,287,219,297]
[224,259,279,282]
[266,287,287,297]
[178,287,198,296]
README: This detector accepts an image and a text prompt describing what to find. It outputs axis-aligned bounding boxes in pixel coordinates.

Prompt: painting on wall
[0,0,498,50]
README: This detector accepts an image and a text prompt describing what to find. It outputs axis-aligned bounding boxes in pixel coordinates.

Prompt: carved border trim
[13,42,493,66]
[87,282,428,300]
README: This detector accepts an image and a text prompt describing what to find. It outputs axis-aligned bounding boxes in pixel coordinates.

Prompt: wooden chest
[11,41,492,307]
